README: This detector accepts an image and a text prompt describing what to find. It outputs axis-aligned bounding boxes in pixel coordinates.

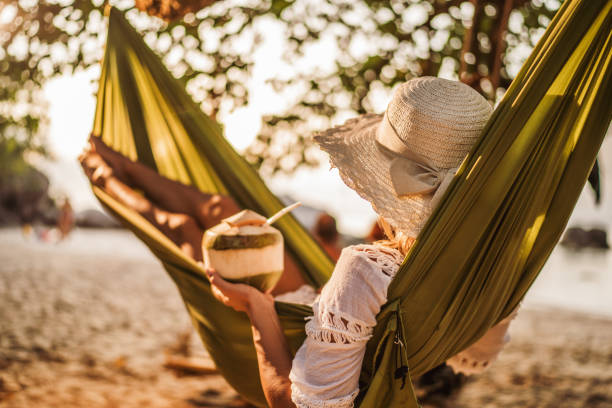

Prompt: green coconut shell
[203,232,280,250]
[226,270,283,292]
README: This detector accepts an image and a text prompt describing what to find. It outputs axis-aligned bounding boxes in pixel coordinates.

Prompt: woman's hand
[206,267,295,408]
[205,268,274,314]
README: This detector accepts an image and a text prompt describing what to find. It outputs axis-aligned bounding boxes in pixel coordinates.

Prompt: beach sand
[1,229,611,407]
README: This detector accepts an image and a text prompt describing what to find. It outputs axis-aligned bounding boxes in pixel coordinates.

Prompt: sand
[449,307,612,408]
[1,228,611,407]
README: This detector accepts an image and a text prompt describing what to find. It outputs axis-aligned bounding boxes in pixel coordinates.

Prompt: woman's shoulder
[338,243,404,278]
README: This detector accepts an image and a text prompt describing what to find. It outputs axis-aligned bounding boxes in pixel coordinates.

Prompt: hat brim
[315,113,434,237]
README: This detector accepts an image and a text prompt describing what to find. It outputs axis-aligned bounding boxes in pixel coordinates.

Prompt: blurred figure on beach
[21,222,33,240]
[366,220,385,243]
[57,197,75,240]
[312,212,342,261]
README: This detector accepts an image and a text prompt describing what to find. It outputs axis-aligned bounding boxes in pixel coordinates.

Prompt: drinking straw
[266,202,302,225]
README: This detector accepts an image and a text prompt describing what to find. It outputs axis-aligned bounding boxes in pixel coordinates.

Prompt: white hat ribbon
[376,112,457,199]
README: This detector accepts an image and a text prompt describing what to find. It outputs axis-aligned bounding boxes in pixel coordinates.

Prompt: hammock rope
[89,1,612,406]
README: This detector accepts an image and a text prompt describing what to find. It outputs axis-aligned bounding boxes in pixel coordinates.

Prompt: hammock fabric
[90,1,612,406]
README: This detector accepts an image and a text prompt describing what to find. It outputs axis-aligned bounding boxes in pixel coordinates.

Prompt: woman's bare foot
[89,136,132,183]
[79,150,114,188]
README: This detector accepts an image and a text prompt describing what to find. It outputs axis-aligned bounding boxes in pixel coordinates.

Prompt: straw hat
[315,77,492,237]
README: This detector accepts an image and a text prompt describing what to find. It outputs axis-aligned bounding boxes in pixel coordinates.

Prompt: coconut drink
[202,203,300,292]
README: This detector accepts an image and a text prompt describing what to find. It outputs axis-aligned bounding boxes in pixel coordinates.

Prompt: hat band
[375,111,457,199]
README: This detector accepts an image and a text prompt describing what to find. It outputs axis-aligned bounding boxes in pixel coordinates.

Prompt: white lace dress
[278,244,517,408]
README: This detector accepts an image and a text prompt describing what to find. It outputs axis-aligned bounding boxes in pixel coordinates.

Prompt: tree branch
[459,0,482,82]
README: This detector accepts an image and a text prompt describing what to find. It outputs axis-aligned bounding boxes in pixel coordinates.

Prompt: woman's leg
[81,150,204,261]
[86,138,308,293]
[90,136,238,230]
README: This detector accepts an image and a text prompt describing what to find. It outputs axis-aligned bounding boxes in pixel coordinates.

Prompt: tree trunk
[460,0,484,90]
[489,0,514,94]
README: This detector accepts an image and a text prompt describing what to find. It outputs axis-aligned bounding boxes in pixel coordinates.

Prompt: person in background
[57,197,75,240]
[312,213,342,261]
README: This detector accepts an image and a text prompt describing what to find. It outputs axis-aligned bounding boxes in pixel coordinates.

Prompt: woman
[206,77,517,407]
[82,77,516,407]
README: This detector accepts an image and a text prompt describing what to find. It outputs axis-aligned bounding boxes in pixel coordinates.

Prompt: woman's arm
[206,269,296,408]
[207,247,392,408]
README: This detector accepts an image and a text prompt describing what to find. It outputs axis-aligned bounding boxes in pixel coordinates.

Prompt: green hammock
[90,1,611,406]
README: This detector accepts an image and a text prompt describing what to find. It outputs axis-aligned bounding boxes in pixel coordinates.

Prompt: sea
[1,225,610,319]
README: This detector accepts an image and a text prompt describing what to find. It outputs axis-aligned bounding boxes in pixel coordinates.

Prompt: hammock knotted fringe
[90,1,612,406]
